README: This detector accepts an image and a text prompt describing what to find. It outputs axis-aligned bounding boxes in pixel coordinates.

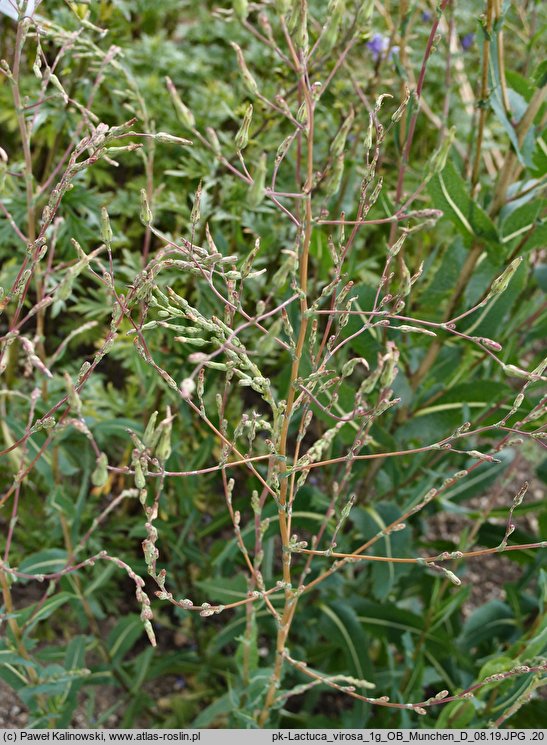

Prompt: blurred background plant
[0,0,546,729]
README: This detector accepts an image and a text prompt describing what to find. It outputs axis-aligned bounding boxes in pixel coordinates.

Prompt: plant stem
[470,0,494,192]
[258,23,315,724]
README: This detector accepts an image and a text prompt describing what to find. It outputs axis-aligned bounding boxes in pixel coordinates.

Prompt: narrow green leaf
[428,162,499,245]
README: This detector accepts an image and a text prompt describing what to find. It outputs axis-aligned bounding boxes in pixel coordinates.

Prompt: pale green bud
[317,0,345,54]
[155,132,192,146]
[427,127,455,176]
[323,154,344,199]
[140,189,153,225]
[206,127,222,157]
[143,411,159,449]
[331,108,354,158]
[64,373,82,416]
[391,85,410,123]
[231,43,259,97]
[397,324,436,336]
[356,0,374,28]
[489,257,522,297]
[191,181,202,225]
[165,76,195,128]
[235,104,253,151]
[100,207,112,244]
[55,270,75,302]
[234,0,248,21]
[134,459,146,490]
[276,134,294,165]
[91,453,108,487]
[156,420,172,462]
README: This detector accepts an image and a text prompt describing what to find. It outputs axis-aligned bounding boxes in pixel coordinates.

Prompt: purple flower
[367,33,389,62]
[422,11,432,22]
[460,32,474,51]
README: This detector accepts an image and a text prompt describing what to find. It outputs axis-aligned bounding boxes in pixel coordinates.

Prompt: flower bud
[233,0,249,21]
[155,132,192,146]
[427,127,455,176]
[489,257,523,298]
[100,207,112,244]
[206,127,222,157]
[91,453,109,488]
[331,108,354,158]
[391,85,410,123]
[235,104,253,151]
[191,181,202,225]
[231,43,259,97]
[165,76,195,128]
[140,189,153,225]
[134,459,146,490]
[317,0,344,54]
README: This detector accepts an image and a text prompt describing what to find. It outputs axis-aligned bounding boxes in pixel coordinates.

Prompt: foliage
[0,0,546,729]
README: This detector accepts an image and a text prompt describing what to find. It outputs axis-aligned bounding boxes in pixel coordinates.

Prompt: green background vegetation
[0,0,546,729]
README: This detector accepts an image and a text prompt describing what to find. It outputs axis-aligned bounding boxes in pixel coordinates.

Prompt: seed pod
[356,0,374,28]
[91,452,109,487]
[50,73,68,104]
[100,207,112,244]
[134,459,146,490]
[235,104,253,151]
[165,76,195,128]
[363,114,374,153]
[78,361,91,383]
[296,101,308,125]
[379,342,399,388]
[248,153,267,208]
[441,568,461,586]
[231,43,259,97]
[323,153,344,199]
[289,0,309,53]
[317,0,345,55]
[489,257,523,298]
[155,132,192,146]
[502,363,531,380]
[233,0,249,21]
[400,260,412,296]
[391,84,410,123]
[388,233,407,258]
[55,270,75,302]
[331,108,354,158]
[206,127,222,157]
[143,411,159,449]
[368,177,383,209]
[427,126,455,176]
[140,189,153,225]
[156,418,172,462]
[342,357,369,377]
[33,44,42,79]
[191,181,202,225]
[275,134,294,166]
[397,324,436,336]
[64,372,82,416]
